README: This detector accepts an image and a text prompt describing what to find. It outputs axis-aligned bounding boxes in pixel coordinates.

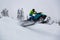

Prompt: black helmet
[32,9,35,12]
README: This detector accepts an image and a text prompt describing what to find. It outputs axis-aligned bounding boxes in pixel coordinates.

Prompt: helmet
[32,9,35,12]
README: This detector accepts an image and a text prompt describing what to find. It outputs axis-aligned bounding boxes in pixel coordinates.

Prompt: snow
[0,17,60,40]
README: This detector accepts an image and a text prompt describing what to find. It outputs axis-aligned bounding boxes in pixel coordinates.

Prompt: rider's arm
[34,11,37,14]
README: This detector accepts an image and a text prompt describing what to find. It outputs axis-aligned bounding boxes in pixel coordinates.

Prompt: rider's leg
[28,16,34,21]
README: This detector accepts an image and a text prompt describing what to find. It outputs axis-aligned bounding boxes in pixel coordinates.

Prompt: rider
[28,9,37,21]
[29,9,37,16]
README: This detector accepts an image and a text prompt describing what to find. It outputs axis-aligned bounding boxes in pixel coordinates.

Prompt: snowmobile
[21,12,52,27]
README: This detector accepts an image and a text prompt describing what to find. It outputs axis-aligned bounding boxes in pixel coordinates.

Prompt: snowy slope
[0,17,60,40]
